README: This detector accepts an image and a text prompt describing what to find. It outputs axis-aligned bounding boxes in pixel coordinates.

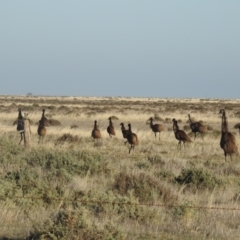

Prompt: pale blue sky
[1,1,239,98]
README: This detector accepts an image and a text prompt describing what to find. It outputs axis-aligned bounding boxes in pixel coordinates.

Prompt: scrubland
[0,95,240,239]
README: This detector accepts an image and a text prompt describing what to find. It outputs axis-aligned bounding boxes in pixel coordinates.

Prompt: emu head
[172,118,179,131]
[18,108,23,119]
[219,109,225,116]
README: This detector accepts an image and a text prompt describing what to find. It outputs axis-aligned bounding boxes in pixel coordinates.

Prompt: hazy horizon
[1,1,239,99]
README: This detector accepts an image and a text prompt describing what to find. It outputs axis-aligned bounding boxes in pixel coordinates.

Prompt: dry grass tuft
[57,133,80,142]
[70,124,79,129]
[48,119,61,126]
[109,115,119,120]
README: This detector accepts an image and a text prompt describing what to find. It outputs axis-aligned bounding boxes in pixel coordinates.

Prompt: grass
[0,95,240,239]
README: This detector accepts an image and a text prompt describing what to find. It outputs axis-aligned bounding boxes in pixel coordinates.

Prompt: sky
[0,1,240,99]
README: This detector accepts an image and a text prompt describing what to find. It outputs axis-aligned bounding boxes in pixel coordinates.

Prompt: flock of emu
[16,108,238,160]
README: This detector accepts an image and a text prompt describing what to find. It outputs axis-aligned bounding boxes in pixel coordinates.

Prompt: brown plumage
[37,120,47,143]
[149,117,164,140]
[107,117,116,137]
[188,114,208,140]
[172,118,191,149]
[37,109,49,143]
[219,109,238,162]
[40,109,50,127]
[92,120,101,143]
[126,123,139,153]
[17,108,25,145]
[120,122,131,144]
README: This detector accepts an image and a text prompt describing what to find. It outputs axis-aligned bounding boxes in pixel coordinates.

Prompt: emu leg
[19,132,24,145]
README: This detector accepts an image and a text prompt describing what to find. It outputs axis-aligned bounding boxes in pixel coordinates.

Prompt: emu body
[107,117,116,137]
[41,109,50,127]
[188,114,207,140]
[126,123,139,153]
[149,117,164,140]
[219,109,238,161]
[37,109,49,144]
[37,121,47,143]
[92,120,101,144]
[120,122,131,144]
[17,108,25,145]
[172,118,191,149]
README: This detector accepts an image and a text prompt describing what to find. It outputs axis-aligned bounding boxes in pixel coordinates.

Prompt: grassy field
[1,95,240,239]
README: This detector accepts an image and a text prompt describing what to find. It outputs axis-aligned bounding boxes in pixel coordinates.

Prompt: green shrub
[32,103,39,107]
[113,172,178,205]
[155,170,175,182]
[135,161,150,169]
[173,201,195,219]
[70,124,79,129]
[80,191,157,223]
[49,119,61,126]
[148,155,165,165]
[57,133,80,143]
[25,149,110,177]
[29,207,126,240]
[164,117,172,123]
[175,168,224,191]
[210,130,221,138]
[153,113,163,121]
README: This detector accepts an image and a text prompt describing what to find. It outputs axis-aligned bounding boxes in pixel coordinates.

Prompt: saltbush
[113,172,178,205]
[175,168,224,192]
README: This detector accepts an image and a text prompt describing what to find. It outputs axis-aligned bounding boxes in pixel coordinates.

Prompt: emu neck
[109,119,113,126]
[188,115,193,124]
[18,111,23,120]
[173,121,179,132]
[128,125,132,133]
[221,113,228,133]
[150,119,154,127]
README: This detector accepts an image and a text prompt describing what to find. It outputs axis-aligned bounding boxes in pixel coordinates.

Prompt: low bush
[175,168,224,192]
[49,119,61,126]
[29,207,126,240]
[57,133,80,143]
[113,172,178,205]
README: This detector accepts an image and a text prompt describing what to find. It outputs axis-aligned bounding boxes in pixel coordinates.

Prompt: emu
[188,114,207,140]
[120,122,131,144]
[37,120,47,143]
[92,120,101,144]
[148,117,164,140]
[41,109,50,127]
[37,109,49,143]
[107,117,116,138]
[17,108,25,145]
[219,109,238,162]
[172,118,191,149]
[126,123,139,153]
